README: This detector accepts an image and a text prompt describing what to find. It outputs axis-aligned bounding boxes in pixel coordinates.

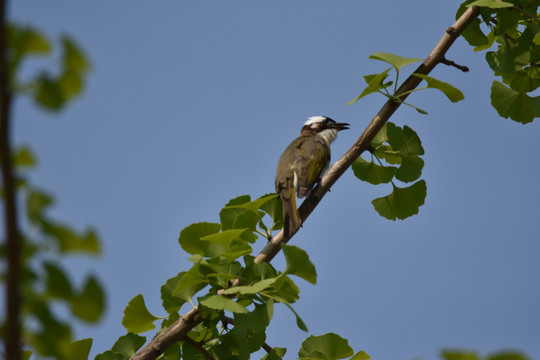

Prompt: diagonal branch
[130,6,481,360]
[255,5,481,264]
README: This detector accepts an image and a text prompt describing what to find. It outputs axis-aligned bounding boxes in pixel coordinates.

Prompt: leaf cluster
[348,52,464,115]
[8,24,90,110]
[346,53,463,220]
[1,24,103,360]
[352,122,426,220]
[105,194,330,360]
[2,146,105,360]
[458,0,540,123]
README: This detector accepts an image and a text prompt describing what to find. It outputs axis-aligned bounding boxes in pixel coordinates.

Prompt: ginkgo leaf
[372,180,427,220]
[299,333,354,360]
[491,81,537,124]
[369,52,421,71]
[347,68,392,104]
[71,276,105,322]
[282,244,317,284]
[413,74,465,102]
[352,156,396,185]
[199,295,248,314]
[122,294,160,334]
[466,0,513,8]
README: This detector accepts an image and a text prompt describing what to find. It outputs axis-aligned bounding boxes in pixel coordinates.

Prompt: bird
[275,116,349,238]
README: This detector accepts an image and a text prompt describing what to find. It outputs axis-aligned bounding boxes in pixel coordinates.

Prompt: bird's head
[300,116,349,144]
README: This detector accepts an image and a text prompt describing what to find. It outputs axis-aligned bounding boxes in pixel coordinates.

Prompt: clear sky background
[9,1,540,359]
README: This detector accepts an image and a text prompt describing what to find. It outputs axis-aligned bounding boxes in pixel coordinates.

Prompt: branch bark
[0,1,23,360]
[130,6,481,360]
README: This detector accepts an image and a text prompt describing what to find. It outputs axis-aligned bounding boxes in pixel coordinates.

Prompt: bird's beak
[330,122,350,131]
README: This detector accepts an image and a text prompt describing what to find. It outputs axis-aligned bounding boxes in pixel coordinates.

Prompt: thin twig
[183,337,215,360]
[510,5,540,23]
[441,57,469,72]
[130,6,481,360]
[0,0,23,360]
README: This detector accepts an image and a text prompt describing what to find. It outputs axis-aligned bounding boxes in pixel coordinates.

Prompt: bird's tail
[281,189,301,239]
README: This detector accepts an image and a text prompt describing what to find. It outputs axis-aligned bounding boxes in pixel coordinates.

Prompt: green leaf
[466,0,513,8]
[8,25,51,78]
[491,80,538,124]
[262,347,287,360]
[395,155,424,183]
[122,294,160,333]
[282,244,317,285]
[13,146,36,168]
[62,338,93,360]
[347,68,391,104]
[502,67,540,92]
[370,123,424,183]
[487,351,529,360]
[441,350,479,360]
[352,155,396,185]
[219,195,269,234]
[350,351,371,360]
[44,262,73,299]
[181,343,206,360]
[22,350,32,360]
[198,295,249,314]
[172,262,209,300]
[110,333,146,358]
[233,302,271,332]
[34,75,65,110]
[486,31,532,75]
[42,220,100,254]
[161,272,190,313]
[71,275,105,322]
[369,52,422,72]
[456,2,489,47]
[221,277,278,295]
[163,342,181,360]
[412,74,465,102]
[280,299,307,331]
[394,125,425,182]
[26,189,53,225]
[273,275,300,303]
[94,351,125,360]
[534,32,540,46]
[178,222,222,256]
[200,228,248,248]
[298,333,354,360]
[473,28,496,51]
[30,35,90,110]
[258,193,283,231]
[62,35,91,74]
[372,180,427,220]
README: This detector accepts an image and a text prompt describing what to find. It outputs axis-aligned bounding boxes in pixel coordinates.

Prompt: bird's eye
[323,119,329,124]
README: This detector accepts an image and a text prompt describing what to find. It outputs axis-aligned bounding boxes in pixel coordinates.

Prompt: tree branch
[130,6,481,360]
[510,5,540,23]
[0,1,23,360]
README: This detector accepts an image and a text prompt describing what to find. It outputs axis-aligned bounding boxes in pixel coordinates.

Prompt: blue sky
[10,1,540,359]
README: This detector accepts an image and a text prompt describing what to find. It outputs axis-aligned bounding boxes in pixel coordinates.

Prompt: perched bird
[275,116,349,238]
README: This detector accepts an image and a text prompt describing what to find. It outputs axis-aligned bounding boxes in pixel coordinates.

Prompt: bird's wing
[296,136,330,198]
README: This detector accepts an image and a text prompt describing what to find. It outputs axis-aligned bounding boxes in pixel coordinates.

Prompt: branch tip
[441,57,470,72]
